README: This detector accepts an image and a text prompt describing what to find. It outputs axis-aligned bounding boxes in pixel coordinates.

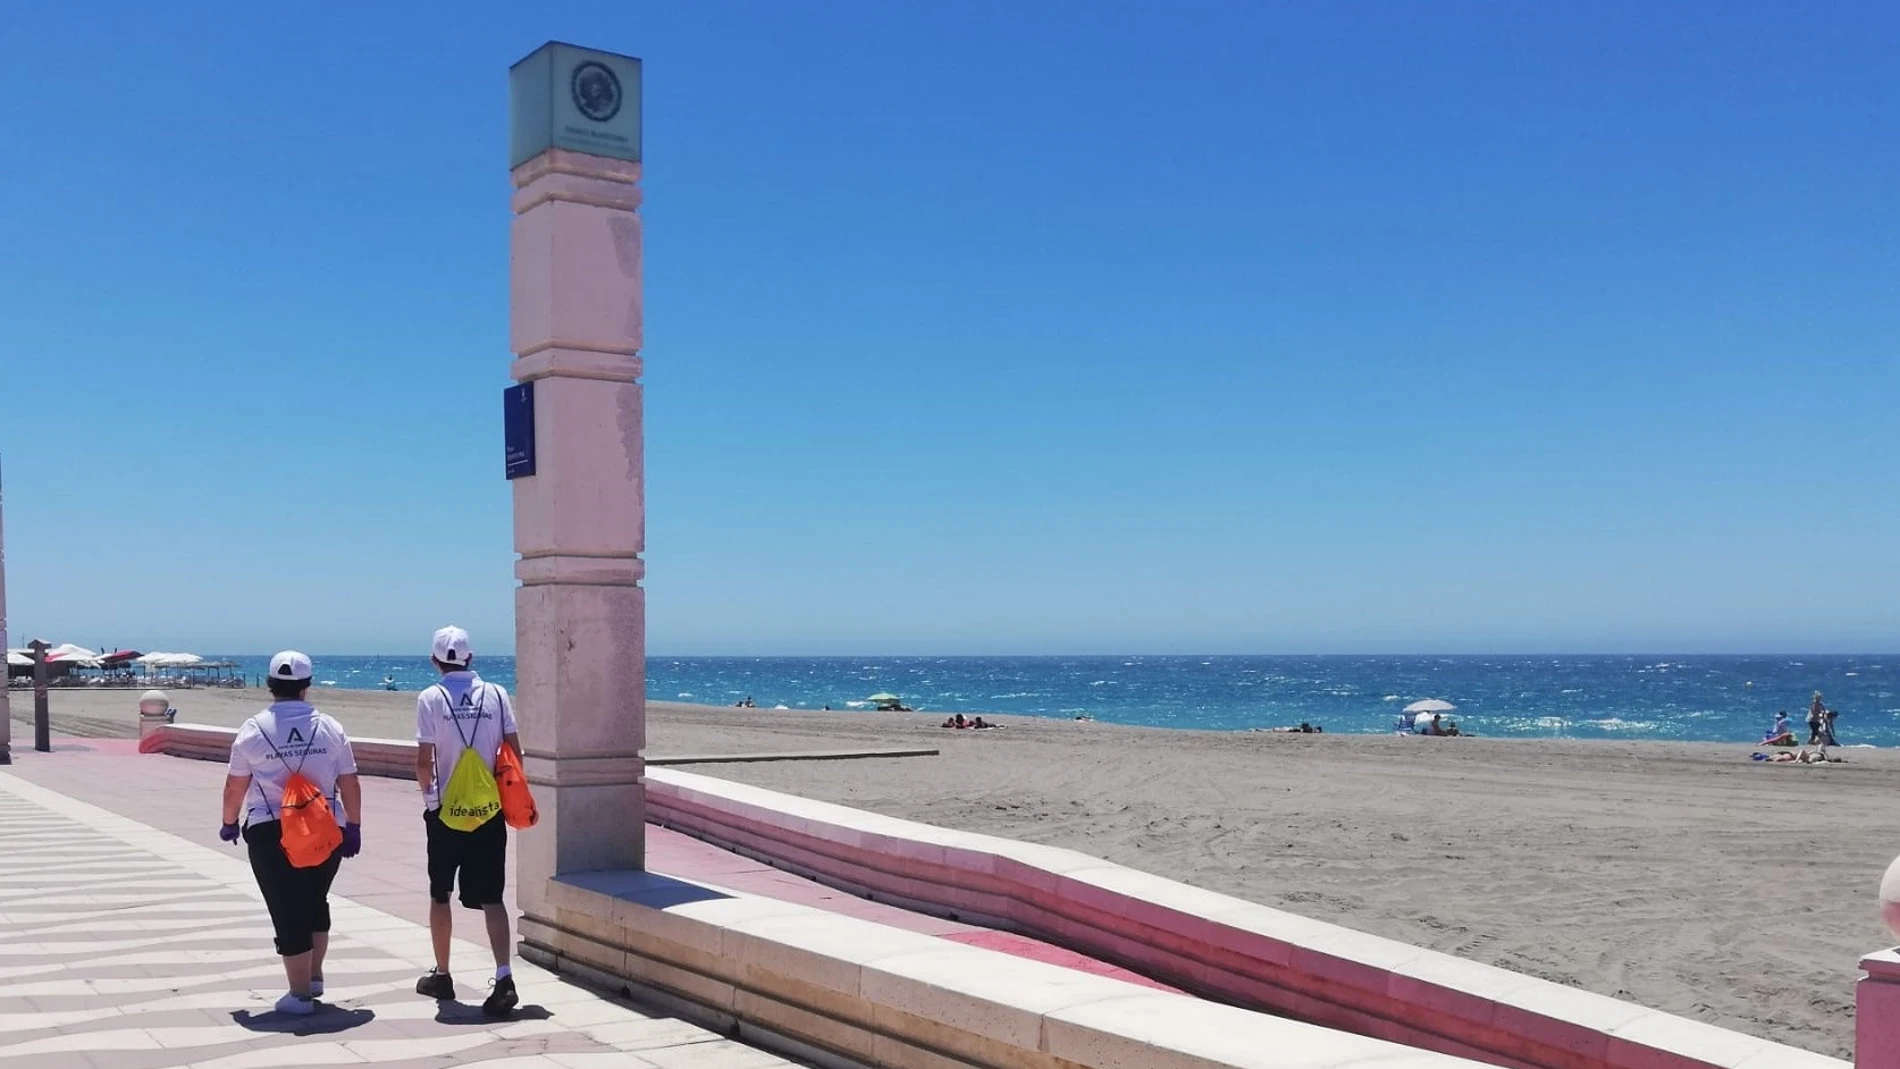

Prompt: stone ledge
[645,769,1846,1069]
[523,866,1489,1069]
[154,723,418,779]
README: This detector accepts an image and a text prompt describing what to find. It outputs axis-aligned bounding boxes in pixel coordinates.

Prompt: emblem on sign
[570,61,622,122]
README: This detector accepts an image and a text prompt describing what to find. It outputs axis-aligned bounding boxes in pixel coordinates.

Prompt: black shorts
[425,808,506,909]
[244,820,342,957]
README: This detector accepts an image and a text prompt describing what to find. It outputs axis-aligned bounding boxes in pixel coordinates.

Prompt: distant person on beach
[1821,709,1841,748]
[412,626,521,1017]
[1762,711,1798,747]
[219,650,362,1016]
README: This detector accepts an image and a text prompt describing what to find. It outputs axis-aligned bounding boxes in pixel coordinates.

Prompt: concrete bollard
[137,689,172,754]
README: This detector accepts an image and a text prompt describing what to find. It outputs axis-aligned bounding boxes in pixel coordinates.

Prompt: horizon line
[184,650,1900,659]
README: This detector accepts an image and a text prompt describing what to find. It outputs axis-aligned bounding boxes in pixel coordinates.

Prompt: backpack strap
[439,682,485,751]
[249,712,314,821]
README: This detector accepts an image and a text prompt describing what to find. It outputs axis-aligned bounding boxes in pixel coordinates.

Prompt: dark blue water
[209,654,1899,746]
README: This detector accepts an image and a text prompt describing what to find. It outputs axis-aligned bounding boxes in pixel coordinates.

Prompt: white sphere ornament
[1881,855,1900,940]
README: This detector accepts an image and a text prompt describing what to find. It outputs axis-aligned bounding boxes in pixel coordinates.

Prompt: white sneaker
[274,992,316,1016]
[310,978,324,997]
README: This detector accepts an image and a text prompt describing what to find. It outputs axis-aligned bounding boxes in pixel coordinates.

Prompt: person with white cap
[219,650,362,1016]
[412,625,521,1016]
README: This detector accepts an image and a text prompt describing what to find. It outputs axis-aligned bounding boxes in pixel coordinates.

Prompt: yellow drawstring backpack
[437,684,504,831]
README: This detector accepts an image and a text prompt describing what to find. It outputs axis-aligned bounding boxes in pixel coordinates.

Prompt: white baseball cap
[269,650,313,681]
[432,626,473,667]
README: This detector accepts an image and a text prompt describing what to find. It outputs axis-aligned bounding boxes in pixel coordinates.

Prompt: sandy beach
[15,686,1888,1056]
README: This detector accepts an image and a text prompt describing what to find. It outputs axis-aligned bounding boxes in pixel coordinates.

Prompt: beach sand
[15,686,1887,1056]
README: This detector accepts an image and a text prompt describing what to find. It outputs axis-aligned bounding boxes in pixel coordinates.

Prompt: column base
[516,776,645,929]
[1860,950,1900,1069]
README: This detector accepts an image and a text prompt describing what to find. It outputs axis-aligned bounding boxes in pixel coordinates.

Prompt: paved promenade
[0,742,800,1069]
[0,737,1167,1069]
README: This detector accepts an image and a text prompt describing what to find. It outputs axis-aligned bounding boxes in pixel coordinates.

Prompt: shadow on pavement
[230,1006,377,1035]
[433,1001,553,1025]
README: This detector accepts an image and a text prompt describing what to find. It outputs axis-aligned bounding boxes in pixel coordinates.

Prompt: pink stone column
[510,146,647,928]
[1863,950,1900,1069]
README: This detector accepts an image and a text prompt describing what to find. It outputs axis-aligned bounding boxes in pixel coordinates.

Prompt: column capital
[512,347,642,385]
[512,149,642,188]
[516,554,645,587]
[512,167,643,215]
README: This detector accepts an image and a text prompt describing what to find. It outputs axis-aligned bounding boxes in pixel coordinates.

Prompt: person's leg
[281,948,315,997]
[483,904,511,969]
[464,817,518,1016]
[247,823,317,1009]
[419,809,459,997]
[430,901,454,972]
[481,814,511,970]
[308,850,343,992]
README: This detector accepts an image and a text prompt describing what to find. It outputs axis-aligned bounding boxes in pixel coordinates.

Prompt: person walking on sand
[413,626,521,1016]
[1807,693,1826,745]
[219,651,363,1016]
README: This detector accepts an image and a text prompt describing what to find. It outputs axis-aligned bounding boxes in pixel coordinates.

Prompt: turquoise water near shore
[207,654,1898,745]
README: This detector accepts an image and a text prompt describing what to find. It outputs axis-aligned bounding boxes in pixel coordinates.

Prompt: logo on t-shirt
[448,687,492,723]
[287,726,306,745]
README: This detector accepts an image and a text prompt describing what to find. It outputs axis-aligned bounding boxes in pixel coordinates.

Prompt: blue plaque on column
[504,383,536,479]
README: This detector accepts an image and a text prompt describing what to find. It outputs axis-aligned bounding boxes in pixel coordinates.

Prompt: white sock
[495,965,512,981]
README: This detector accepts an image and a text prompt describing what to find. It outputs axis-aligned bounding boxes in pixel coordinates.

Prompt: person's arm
[338,773,363,824]
[415,691,436,794]
[499,689,520,756]
[221,774,251,826]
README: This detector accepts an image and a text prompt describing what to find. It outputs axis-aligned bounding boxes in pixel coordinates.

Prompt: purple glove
[219,822,241,843]
[340,823,361,858]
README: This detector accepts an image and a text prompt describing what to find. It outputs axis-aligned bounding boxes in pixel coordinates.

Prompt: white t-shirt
[416,672,518,809]
[227,702,358,827]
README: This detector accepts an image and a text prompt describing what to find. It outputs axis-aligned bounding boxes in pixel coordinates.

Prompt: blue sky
[2,2,1895,656]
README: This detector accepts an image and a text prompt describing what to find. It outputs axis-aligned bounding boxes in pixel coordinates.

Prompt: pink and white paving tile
[0,766,802,1069]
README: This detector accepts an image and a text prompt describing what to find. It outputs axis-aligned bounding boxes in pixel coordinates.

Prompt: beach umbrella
[5,651,29,667]
[1402,699,1456,715]
[866,693,900,703]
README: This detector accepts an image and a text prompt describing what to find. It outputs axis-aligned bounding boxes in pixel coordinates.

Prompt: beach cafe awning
[1402,699,1456,715]
[136,652,205,668]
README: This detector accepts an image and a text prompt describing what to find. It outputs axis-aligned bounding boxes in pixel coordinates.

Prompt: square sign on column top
[511,41,643,168]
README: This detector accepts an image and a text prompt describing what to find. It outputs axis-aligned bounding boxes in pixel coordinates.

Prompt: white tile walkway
[0,772,807,1069]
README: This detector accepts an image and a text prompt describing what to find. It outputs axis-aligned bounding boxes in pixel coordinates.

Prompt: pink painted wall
[642,770,1847,1069]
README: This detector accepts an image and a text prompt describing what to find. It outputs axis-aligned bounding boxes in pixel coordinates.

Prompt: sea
[205,654,1900,747]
